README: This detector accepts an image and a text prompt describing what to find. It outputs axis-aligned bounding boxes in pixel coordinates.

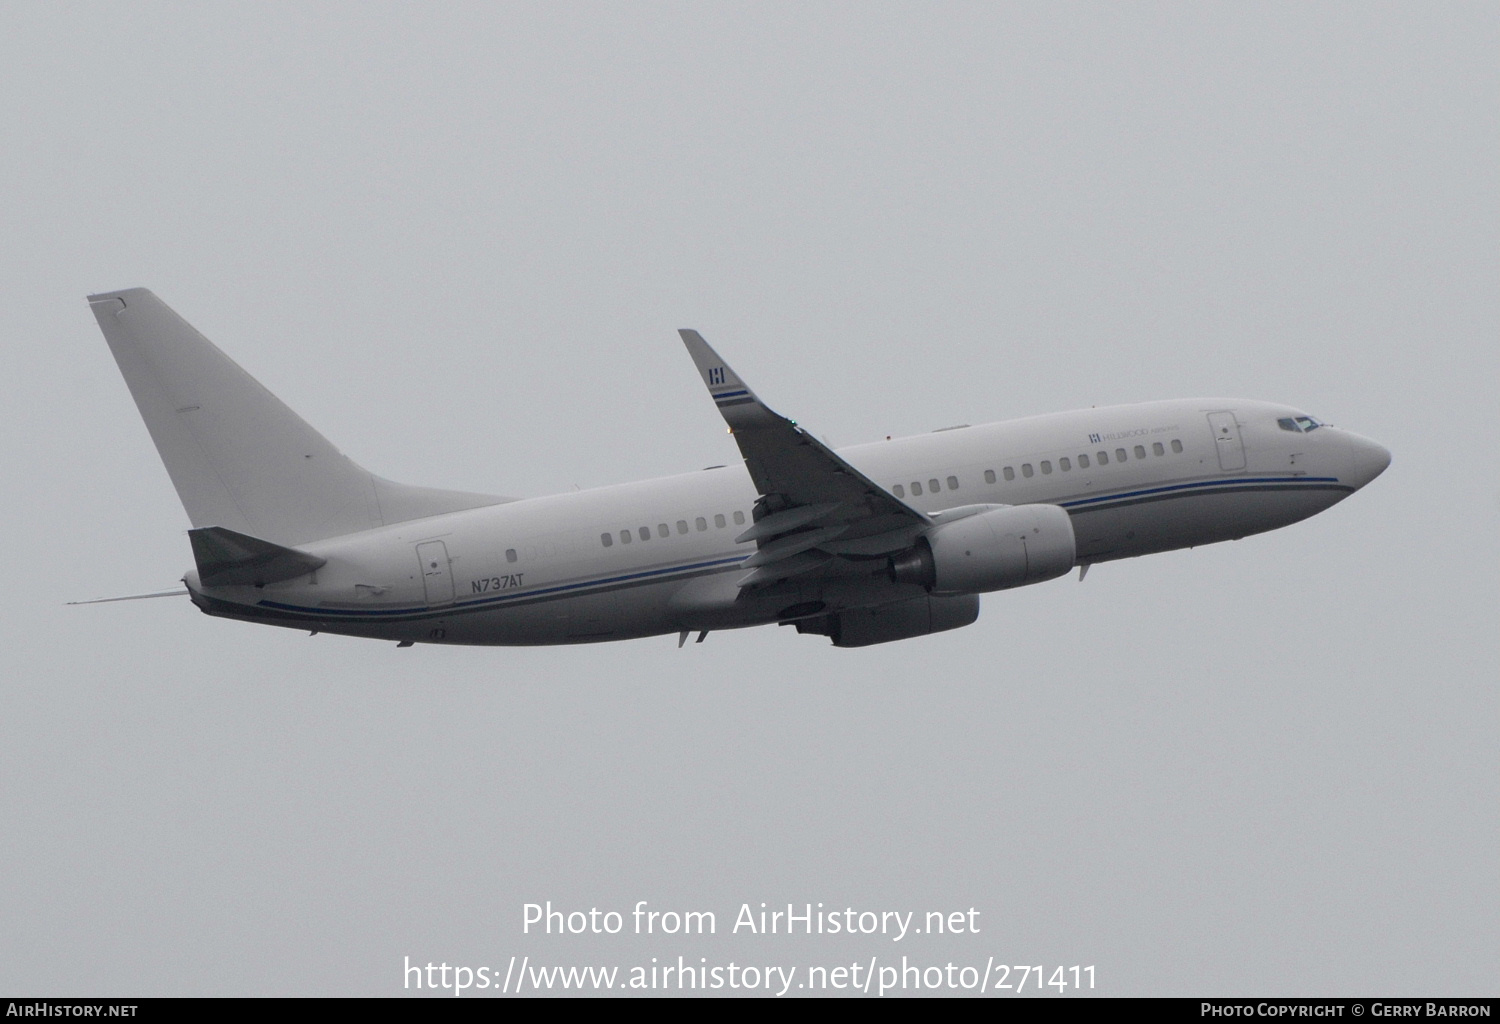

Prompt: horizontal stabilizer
[189,526,327,587]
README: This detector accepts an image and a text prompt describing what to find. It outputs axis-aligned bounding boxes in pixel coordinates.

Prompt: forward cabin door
[1206,412,1246,471]
[416,541,455,606]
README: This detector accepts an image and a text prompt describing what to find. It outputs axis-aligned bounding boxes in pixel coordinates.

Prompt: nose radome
[1346,432,1391,488]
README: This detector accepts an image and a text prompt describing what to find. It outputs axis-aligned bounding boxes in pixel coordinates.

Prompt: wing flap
[740,524,848,568]
[736,550,833,589]
[733,501,843,544]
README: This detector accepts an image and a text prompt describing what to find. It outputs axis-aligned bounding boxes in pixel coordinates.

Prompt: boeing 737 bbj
[82,289,1389,647]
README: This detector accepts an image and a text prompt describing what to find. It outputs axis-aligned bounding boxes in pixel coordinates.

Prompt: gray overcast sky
[1,1,1494,997]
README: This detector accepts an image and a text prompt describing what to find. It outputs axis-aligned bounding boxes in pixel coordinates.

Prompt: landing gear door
[1207,412,1246,472]
[416,540,455,606]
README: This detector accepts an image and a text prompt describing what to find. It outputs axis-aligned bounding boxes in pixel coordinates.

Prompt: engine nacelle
[797,594,980,648]
[889,504,1076,595]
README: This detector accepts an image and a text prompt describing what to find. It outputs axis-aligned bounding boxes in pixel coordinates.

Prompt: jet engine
[888,504,1075,595]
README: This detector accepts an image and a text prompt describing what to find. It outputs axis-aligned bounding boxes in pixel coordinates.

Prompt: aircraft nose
[1345,431,1391,489]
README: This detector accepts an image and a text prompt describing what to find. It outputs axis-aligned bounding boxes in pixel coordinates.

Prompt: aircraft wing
[680,330,928,588]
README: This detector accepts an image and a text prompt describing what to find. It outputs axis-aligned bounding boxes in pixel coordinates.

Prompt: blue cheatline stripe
[1060,475,1343,509]
[711,388,749,400]
[250,473,1346,622]
[257,554,750,620]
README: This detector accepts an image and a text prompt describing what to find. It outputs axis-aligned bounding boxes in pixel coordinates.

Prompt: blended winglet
[678,329,779,432]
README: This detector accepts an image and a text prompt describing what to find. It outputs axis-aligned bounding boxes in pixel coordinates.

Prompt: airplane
[81,288,1390,648]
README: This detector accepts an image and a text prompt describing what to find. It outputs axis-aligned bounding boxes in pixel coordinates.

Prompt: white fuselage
[185,397,1385,646]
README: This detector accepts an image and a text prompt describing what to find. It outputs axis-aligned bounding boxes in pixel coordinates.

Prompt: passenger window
[639,526,651,542]
[695,517,707,531]
[658,523,669,538]
[893,484,906,497]
[1097,450,1108,465]
[1041,460,1053,475]
[506,548,518,563]
[620,530,632,544]
[1152,442,1164,456]
[1171,439,1183,453]
[1134,445,1146,460]
[1022,464,1034,478]
[601,533,613,548]
[1116,448,1127,462]
[1078,453,1090,468]
[911,481,923,495]
[947,475,959,490]
[1003,467,1015,481]
[733,511,745,526]
[714,514,726,528]
[1059,458,1070,471]
[677,520,688,535]
[983,470,995,484]
[928,478,940,492]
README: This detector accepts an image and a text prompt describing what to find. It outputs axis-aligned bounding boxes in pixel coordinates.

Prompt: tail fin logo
[709,367,726,386]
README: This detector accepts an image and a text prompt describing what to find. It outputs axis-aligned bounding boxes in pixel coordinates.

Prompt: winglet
[678,330,779,432]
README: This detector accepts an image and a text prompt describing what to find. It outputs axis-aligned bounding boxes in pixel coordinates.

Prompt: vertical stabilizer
[88,288,507,546]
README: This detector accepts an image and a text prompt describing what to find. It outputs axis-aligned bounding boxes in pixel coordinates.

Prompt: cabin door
[1206,412,1246,471]
[416,541,455,606]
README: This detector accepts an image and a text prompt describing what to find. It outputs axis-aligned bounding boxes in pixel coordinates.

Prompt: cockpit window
[1278,416,1324,433]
